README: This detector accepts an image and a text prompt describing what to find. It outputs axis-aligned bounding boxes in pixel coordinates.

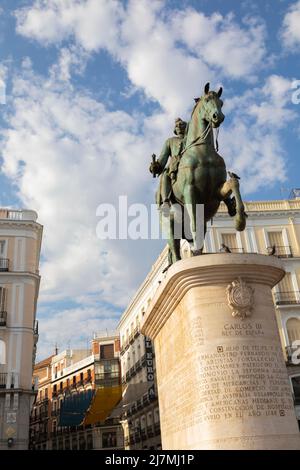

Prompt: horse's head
[195,82,225,128]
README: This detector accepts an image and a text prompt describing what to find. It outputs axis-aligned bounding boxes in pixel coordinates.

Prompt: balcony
[0,209,38,222]
[120,341,130,355]
[129,333,135,345]
[154,423,161,436]
[0,258,9,272]
[274,291,300,306]
[0,372,18,389]
[0,311,7,327]
[147,425,154,437]
[95,371,119,381]
[267,245,293,258]
[136,398,143,410]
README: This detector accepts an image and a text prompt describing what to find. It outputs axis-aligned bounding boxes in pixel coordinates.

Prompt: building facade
[30,332,124,450]
[0,208,43,450]
[118,193,300,443]
[117,251,167,450]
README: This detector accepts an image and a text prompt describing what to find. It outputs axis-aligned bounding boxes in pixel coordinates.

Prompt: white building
[0,209,43,449]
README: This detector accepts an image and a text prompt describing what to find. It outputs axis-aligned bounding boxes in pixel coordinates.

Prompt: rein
[180,121,212,156]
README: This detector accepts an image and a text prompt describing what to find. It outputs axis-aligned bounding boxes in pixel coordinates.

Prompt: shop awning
[83,385,123,426]
[58,389,94,427]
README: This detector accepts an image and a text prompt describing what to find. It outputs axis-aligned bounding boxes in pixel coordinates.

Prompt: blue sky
[0,0,299,358]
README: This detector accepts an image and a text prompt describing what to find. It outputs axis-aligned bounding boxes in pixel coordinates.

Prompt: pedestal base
[141,254,300,450]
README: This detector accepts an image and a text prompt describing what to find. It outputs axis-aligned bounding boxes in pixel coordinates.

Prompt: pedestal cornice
[141,253,285,339]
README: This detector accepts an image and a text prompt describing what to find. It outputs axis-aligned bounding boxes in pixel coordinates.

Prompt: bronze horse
[165,82,247,263]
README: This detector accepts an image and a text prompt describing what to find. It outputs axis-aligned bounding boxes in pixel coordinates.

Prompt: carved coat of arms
[226,277,254,319]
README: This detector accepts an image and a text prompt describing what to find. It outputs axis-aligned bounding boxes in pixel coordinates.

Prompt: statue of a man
[150,118,187,210]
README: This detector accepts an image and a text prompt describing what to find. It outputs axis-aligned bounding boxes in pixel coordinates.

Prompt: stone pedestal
[141,254,300,450]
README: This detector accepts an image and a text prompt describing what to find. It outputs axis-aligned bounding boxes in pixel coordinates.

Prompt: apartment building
[118,192,300,442]
[0,208,43,450]
[30,331,124,450]
[117,251,167,450]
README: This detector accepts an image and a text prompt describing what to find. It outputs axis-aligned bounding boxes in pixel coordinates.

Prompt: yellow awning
[83,386,122,426]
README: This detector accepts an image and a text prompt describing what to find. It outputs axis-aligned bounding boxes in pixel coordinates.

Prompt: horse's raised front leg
[219,177,247,231]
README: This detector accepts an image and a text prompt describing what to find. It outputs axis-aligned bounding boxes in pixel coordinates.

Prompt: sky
[0,0,299,359]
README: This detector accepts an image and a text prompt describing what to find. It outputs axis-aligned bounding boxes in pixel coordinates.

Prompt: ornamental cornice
[0,220,43,232]
[141,253,284,339]
[215,210,300,219]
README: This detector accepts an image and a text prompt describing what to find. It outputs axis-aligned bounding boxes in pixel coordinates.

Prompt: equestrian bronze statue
[150,82,247,266]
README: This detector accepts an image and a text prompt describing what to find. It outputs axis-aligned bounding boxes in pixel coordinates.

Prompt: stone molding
[141,254,285,339]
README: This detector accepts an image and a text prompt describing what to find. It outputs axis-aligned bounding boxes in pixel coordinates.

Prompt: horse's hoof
[191,249,203,256]
[235,214,246,231]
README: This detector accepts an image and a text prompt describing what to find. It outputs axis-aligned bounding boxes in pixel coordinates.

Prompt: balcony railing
[0,258,9,272]
[0,372,18,389]
[147,425,154,437]
[274,291,300,305]
[95,371,119,381]
[0,209,38,222]
[0,311,7,327]
[267,245,293,258]
[154,423,161,435]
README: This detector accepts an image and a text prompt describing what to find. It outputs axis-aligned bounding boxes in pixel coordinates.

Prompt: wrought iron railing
[0,372,17,389]
[0,311,7,326]
[0,258,9,271]
[95,371,119,381]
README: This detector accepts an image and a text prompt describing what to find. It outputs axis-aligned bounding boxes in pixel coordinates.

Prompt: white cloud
[15,0,123,51]
[37,305,120,359]
[15,0,269,114]
[7,1,297,358]
[172,11,266,79]
[280,0,300,49]
[50,45,90,82]
[1,66,164,304]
